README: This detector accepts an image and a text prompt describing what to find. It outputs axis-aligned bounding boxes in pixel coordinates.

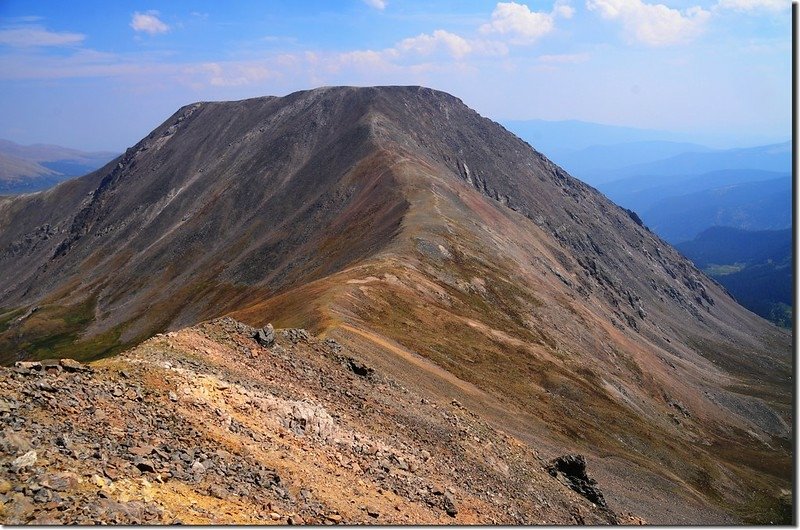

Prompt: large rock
[60,358,90,373]
[547,454,608,509]
[253,324,275,347]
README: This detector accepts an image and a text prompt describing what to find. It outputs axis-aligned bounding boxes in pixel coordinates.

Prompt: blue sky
[0,0,791,151]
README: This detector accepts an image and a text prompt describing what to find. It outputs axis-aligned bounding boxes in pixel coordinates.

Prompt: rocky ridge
[0,318,640,525]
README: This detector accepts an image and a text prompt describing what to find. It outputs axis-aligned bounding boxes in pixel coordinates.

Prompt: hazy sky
[0,0,791,151]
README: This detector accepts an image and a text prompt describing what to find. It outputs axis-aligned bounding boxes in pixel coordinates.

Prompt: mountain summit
[0,86,791,523]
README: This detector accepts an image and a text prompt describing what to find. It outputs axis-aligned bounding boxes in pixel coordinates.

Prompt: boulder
[346,357,374,377]
[60,358,90,372]
[547,454,608,508]
[253,324,275,347]
[443,492,458,517]
[14,361,41,371]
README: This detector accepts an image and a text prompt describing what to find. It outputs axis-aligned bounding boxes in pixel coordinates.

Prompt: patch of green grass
[0,307,25,334]
[0,297,128,365]
[704,262,747,276]
[736,490,793,525]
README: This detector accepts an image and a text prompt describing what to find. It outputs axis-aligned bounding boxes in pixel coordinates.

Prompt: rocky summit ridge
[0,86,792,524]
[1,318,640,525]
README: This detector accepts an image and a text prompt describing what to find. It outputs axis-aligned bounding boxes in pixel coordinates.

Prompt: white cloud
[715,0,788,11]
[480,1,572,44]
[537,52,590,63]
[182,61,273,87]
[338,49,389,67]
[396,30,474,59]
[586,0,710,46]
[554,0,577,18]
[363,0,388,9]
[0,26,85,47]
[130,11,170,35]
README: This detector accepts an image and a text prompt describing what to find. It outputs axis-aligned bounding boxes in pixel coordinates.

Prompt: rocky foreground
[0,318,644,525]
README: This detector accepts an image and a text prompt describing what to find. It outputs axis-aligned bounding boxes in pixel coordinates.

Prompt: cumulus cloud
[0,26,85,47]
[130,11,170,35]
[332,1,577,68]
[587,0,710,46]
[363,0,388,9]
[716,0,788,11]
[396,30,474,59]
[479,1,573,44]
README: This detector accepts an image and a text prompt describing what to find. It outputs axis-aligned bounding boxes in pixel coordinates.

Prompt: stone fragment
[443,492,458,517]
[40,472,78,492]
[37,381,56,392]
[208,484,227,499]
[135,459,156,473]
[59,358,88,372]
[19,360,43,370]
[3,432,33,453]
[346,357,374,377]
[287,514,305,525]
[130,445,155,457]
[282,328,310,344]
[11,451,37,471]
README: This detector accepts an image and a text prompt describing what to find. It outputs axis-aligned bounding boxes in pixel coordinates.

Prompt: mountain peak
[0,85,790,523]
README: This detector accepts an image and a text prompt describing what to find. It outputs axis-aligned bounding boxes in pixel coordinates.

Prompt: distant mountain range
[677,227,792,327]
[548,141,714,182]
[530,137,791,245]
[591,142,792,244]
[0,139,117,194]
[598,168,788,213]
[502,119,690,156]
[640,177,791,243]
[591,141,791,184]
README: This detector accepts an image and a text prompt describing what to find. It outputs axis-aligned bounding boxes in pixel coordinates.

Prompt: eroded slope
[0,318,632,525]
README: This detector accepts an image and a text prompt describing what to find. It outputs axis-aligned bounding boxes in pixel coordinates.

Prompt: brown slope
[0,88,408,357]
[0,319,632,525]
[232,150,791,522]
[229,87,791,522]
[0,86,791,523]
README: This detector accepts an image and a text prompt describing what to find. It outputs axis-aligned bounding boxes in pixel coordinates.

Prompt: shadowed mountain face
[0,86,791,523]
